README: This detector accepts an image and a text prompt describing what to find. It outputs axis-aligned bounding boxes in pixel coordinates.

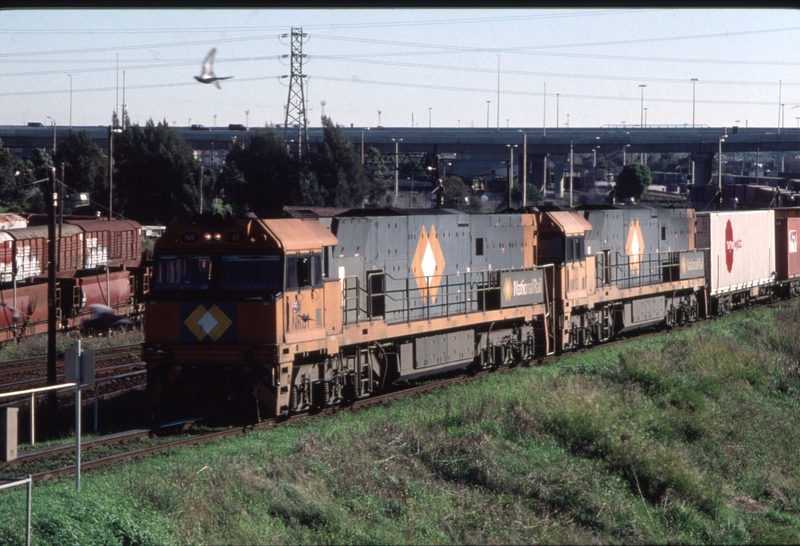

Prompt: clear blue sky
[1,8,799,130]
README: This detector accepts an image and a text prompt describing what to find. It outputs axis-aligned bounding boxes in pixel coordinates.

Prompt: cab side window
[285,254,323,291]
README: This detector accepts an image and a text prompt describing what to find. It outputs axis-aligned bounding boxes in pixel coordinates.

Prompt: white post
[75,339,82,492]
[26,475,31,546]
[29,392,34,445]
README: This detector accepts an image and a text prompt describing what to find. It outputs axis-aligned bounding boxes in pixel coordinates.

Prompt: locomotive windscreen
[155,255,211,290]
[220,255,281,291]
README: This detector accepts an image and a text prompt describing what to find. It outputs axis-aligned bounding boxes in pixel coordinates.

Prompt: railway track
[0,319,686,482]
[0,343,144,395]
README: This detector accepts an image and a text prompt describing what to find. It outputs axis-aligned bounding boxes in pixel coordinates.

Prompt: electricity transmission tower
[283,27,309,160]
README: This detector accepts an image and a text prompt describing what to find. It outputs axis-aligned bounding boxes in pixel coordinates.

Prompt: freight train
[0,216,149,341]
[144,205,799,422]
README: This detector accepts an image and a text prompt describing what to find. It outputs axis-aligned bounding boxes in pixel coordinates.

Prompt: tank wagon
[0,217,148,341]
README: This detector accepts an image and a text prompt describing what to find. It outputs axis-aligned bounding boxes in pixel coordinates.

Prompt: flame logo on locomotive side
[625,218,645,276]
[724,219,742,273]
[411,225,446,303]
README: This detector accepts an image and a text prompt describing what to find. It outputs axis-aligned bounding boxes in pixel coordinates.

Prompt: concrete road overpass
[3,124,800,192]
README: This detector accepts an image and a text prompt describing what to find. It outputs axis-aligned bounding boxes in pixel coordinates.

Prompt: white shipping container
[696,210,775,296]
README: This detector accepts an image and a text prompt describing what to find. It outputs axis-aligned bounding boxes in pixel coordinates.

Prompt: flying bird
[194,48,233,89]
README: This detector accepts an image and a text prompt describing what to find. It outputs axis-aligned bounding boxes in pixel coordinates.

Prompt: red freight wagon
[0,231,14,283]
[776,217,800,280]
[60,271,133,327]
[0,282,51,341]
[66,219,142,268]
[8,225,49,281]
[54,224,85,273]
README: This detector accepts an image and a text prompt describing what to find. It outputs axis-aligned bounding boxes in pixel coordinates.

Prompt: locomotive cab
[144,214,339,422]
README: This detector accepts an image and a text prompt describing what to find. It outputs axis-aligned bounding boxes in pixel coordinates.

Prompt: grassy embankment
[1,301,800,544]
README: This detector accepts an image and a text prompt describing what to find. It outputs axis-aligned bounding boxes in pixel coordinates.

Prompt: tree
[615,163,652,202]
[308,116,369,208]
[511,182,545,207]
[217,127,303,216]
[54,130,107,214]
[0,138,28,212]
[113,119,201,224]
[364,146,391,206]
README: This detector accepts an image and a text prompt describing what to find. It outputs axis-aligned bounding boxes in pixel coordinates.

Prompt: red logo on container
[724,219,742,273]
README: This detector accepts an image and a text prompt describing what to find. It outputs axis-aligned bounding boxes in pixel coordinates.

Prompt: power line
[311,25,800,56]
[2,34,281,58]
[0,9,653,35]
[0,56,282,79]
[313,56,800,87]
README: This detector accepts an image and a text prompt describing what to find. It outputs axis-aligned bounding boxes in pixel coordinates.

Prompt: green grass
[2,302,800,544]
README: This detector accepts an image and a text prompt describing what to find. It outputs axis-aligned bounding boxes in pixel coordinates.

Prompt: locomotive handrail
[595,249,686,290]
[342,266,540,327]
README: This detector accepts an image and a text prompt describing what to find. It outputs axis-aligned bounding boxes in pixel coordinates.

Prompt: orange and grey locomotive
[145,204,800,422]
[145,209,548,421]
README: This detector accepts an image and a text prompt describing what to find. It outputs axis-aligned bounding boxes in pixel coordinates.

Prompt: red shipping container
[775,217,800,281]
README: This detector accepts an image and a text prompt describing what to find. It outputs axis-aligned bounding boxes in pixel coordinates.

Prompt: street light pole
[486,101,490,128]
[496,54,500,132]
[507,144,518,208]
[639,84,647,128]
[522,132,527,208]
[393,138,402,197]
[107,126,122,220]
[569,136,600,207]
[718,133,727,192]
[570,141,575,208]
[68,74,73,129]
[46,117,56,155]
[543,82,546,137]
[108,126,113,220]
[691,78,698,128]
[556,93,559,128]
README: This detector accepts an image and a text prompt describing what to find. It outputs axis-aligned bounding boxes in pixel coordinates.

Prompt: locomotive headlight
[203,232,213,242]
[213,232,223,242]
